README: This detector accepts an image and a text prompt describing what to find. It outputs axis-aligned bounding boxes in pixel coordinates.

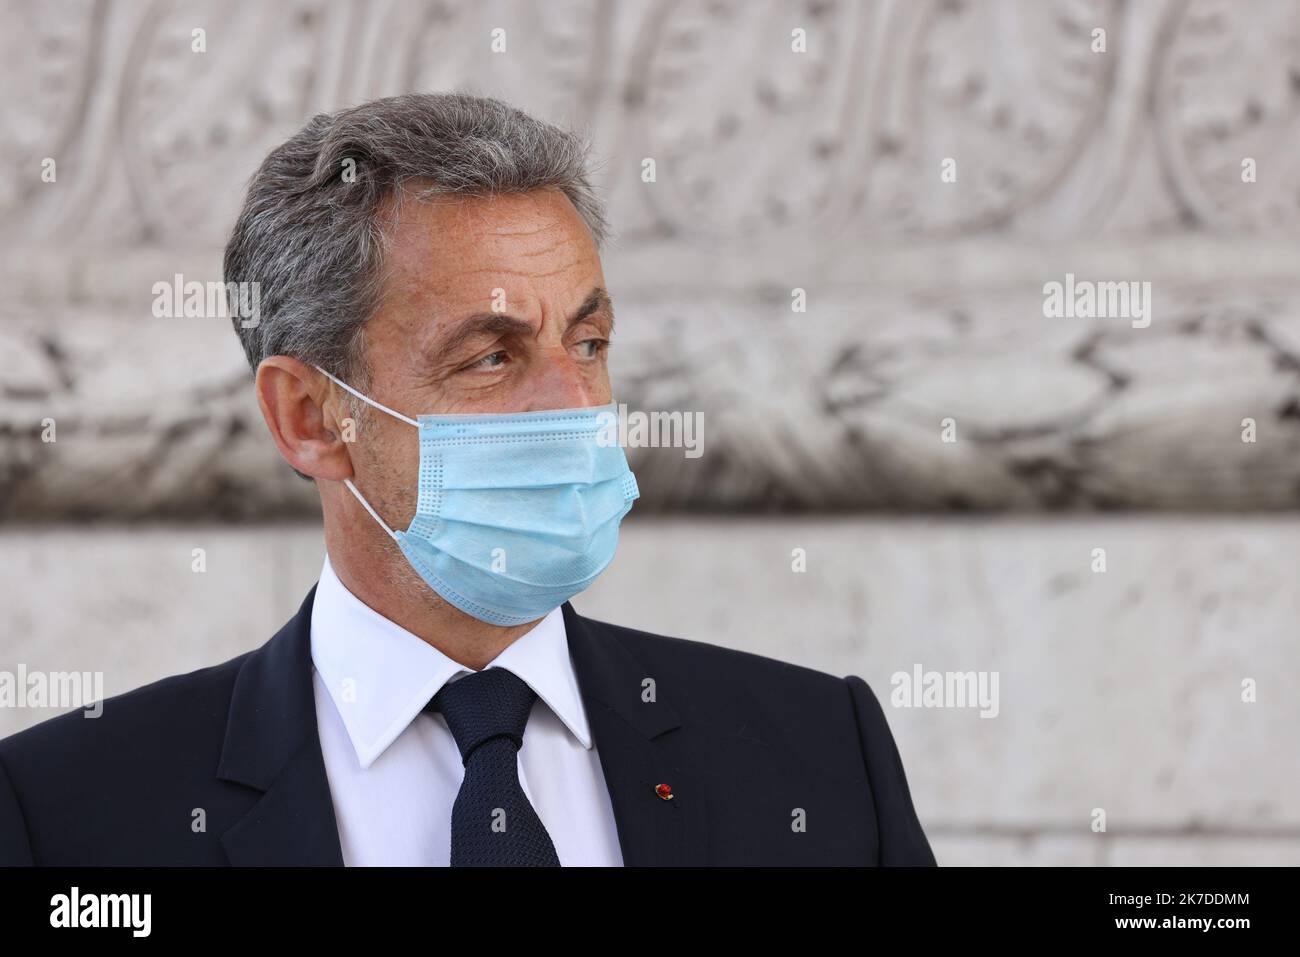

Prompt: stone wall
[5,0,1300,515]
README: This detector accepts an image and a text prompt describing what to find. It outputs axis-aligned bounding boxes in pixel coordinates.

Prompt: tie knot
[426,667,537,764]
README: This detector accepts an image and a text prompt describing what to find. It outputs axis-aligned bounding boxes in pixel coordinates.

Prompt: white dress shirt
[309,555,624,866]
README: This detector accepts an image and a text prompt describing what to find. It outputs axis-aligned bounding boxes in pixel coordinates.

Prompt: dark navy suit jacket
[0,587,936,865]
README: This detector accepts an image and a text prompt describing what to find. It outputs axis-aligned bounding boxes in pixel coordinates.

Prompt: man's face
[345,186,615,529]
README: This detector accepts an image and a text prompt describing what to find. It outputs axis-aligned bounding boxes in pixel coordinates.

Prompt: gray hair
[223,91,610,391]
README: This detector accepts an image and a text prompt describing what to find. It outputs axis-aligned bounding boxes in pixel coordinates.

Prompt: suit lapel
[562,602,708,866]
[217,586,345,866]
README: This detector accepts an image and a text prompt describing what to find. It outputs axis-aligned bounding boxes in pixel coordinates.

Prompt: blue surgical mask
[314,366,639,626]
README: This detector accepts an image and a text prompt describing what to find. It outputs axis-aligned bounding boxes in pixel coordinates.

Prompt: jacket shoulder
[579,612,852,692]
[0,649,252,782]
[576,613,936,865]
[572,611,871,776]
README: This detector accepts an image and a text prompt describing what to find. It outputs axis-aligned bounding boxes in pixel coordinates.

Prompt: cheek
[359,419,421,520]
[591,363,612,403]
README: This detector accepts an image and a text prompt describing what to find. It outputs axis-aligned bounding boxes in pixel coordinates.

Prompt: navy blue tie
[425,667,562,867]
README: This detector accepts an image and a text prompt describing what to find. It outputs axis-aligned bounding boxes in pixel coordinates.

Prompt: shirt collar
[309,555,592,769]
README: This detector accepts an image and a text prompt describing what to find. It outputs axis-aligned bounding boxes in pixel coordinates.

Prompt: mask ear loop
[342,479,398,540]
[312,364,419,427]
[313,364,414,540]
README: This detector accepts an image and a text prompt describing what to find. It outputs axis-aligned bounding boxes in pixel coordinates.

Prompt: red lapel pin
[654,783,674,801]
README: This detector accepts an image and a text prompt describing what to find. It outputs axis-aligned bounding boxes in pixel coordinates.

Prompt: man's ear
[255,356,355,481]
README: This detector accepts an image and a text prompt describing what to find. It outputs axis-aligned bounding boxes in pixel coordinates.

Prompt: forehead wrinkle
[484,223,561,239]
[454,262,584,281]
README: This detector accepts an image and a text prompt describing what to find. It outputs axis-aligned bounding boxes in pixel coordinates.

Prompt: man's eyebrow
[568,287,615,333]
[433,314,533,361]
[433,287,615,360]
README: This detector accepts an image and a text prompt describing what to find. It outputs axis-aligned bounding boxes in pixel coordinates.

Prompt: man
[0,92,935,866]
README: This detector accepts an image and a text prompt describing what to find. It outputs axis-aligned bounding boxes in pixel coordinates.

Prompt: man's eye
[577,339,609,358]
[469,350,508,370]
